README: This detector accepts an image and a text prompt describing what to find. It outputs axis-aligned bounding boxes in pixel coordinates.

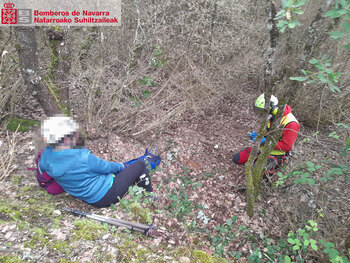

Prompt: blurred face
[60,132,77,148]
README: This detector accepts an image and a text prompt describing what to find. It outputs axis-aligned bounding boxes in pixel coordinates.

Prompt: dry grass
[58,0,268,136]
[0,29,23,121]
[271,1,350,126]
[0,128,21,181]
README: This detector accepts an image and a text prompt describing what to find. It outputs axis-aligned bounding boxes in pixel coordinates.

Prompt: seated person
[233,94,300,175]
[39,115,160,208]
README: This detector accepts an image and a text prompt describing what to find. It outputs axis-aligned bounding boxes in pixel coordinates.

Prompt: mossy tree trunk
[245,0,280,217]
[245,118,268,216]
[14,26,61,116]
[46,27,71,115]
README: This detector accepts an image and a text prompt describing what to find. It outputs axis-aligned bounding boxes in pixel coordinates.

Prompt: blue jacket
[39,147,124,203]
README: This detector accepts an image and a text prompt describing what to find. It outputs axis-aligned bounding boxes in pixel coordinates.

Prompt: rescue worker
[233,94,300,174]
[39,115,160,207]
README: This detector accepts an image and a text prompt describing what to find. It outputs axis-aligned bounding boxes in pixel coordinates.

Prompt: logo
[1,3,17,24]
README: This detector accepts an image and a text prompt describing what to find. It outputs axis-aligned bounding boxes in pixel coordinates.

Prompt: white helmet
[41,115,78,144]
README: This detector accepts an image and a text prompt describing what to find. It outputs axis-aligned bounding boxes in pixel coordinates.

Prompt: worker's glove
[246,131,257,142]
[260,137,266,146]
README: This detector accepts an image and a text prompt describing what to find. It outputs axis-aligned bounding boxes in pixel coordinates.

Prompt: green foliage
[138,75,158,87]
[287,220,318,252]
[275,0,307,33]
[166,183,196,220]
[245,220,349,263]
[210,216,238,257]
[341,138,350,156]
[293,172,316,185]
[290,55,341,92]
[162,168,204,221]
[131,77,156,108]
[329,131,340,139]
[6,117,39,132]
[319,240,350,263]
[325,0,350,50]
[149,45,165,67]
[321,164,350,182]
[275,161,321,186]
[131,45,165,108]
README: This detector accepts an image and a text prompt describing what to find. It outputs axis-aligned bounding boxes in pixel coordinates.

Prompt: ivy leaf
[301,69,308,75]
[336,123,350,129]
[306,79,317,84]
[306,161,315,168]
[288,22,297,28]
[308,178,316,185]
[324,9,347,18]
[290,76,308,81]
[142,89,150,98]
[293,9,304,15]
[329,31,346,40]
[276,10,286,17]
[294,0,307,7]
[287,238,295,244]
[284,255,291,263]
[281,0,289,8]
[309,58,319,65]
[293,244,300,250]
[317,73,327,83]
[328,248,339,259]
[341,22,350,32]
[310,239,318,251]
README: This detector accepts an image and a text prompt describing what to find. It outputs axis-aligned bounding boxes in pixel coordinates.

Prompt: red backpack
[28,152,65,195]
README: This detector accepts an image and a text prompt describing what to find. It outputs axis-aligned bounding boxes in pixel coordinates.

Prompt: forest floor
[0,90,349,263]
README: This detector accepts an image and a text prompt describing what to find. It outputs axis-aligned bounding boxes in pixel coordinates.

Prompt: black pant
[90,160,153,208]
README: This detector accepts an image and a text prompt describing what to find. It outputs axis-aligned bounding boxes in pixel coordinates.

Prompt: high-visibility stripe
[269,113,299,155]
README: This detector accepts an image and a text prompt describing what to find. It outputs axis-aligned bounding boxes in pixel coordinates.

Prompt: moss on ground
[6,117,39,132]
[130,202,153,225]
[0,178,229,262]
[73,219,108,241]
[0,255,24,263]
[192,250,228,263]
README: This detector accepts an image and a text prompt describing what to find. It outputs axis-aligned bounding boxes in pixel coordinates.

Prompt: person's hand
[246,131,257,142]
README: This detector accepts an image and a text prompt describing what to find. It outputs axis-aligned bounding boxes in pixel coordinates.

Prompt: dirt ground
[1,89,349,262]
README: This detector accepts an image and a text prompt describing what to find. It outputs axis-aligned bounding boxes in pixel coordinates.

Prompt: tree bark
[14,26,61,116]
[46,26,72,114]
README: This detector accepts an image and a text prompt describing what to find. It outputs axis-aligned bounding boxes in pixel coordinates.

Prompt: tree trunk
[245,0,280,217]
[46,26,72,114]
[14,26,61,116]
